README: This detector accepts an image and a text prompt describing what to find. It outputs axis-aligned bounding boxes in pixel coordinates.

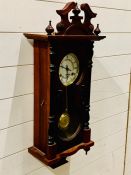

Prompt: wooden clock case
[24,2,105,168]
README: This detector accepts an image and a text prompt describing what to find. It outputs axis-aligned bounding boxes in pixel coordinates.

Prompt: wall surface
[0,0,131,175]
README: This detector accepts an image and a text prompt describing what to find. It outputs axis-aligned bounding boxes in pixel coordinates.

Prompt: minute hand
[66,65,71,80]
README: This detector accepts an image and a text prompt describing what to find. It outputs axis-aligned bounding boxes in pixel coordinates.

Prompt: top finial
[45,21,54,35]
[70,3,83,24]
[94,24,101,35]
[72,3,80,16]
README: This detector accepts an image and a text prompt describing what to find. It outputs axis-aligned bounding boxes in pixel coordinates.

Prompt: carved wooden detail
[55,2,100,35]
[56,1,76,34]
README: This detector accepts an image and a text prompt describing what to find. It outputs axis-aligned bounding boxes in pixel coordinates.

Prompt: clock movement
[24,1,105,168]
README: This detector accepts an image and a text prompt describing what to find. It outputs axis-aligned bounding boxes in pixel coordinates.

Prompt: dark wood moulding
[24,33,105,42]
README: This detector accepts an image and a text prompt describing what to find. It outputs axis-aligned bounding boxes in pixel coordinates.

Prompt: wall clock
[24,1,105,168]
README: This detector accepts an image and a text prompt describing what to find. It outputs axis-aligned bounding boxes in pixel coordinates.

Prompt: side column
[47,44,57,160]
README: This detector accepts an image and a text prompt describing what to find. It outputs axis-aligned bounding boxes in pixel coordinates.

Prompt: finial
[45,21,54,35]
[94,24,101,35]
[70,3,83,24]
[72,3,80,16]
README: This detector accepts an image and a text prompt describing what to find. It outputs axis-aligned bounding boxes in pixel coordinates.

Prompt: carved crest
[55,2,98,35]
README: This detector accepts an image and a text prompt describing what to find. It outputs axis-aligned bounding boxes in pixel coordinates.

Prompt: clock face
[59,53,79,86]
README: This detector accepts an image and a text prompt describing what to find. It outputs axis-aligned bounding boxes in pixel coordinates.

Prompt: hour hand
[60,65,71,71]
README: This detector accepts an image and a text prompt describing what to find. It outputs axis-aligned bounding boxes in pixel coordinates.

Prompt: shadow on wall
[0,34,34,175]
[49,159,71,175]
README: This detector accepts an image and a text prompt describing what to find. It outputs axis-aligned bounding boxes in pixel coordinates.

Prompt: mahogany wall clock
[24,2,105,168]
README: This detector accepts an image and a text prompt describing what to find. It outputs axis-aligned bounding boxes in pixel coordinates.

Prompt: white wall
[0,0,131,175]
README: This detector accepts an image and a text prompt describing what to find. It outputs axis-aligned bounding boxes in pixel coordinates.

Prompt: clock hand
[65,65,69,112]
[65,65,69,80]
[60,65,71,71]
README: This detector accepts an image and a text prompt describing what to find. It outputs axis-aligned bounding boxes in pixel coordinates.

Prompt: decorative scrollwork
[55,2,99,35]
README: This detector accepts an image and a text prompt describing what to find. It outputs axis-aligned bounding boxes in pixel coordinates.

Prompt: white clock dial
[59,53,79,86]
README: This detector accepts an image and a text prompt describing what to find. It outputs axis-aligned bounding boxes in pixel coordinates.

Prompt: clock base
[28,140,94,168]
